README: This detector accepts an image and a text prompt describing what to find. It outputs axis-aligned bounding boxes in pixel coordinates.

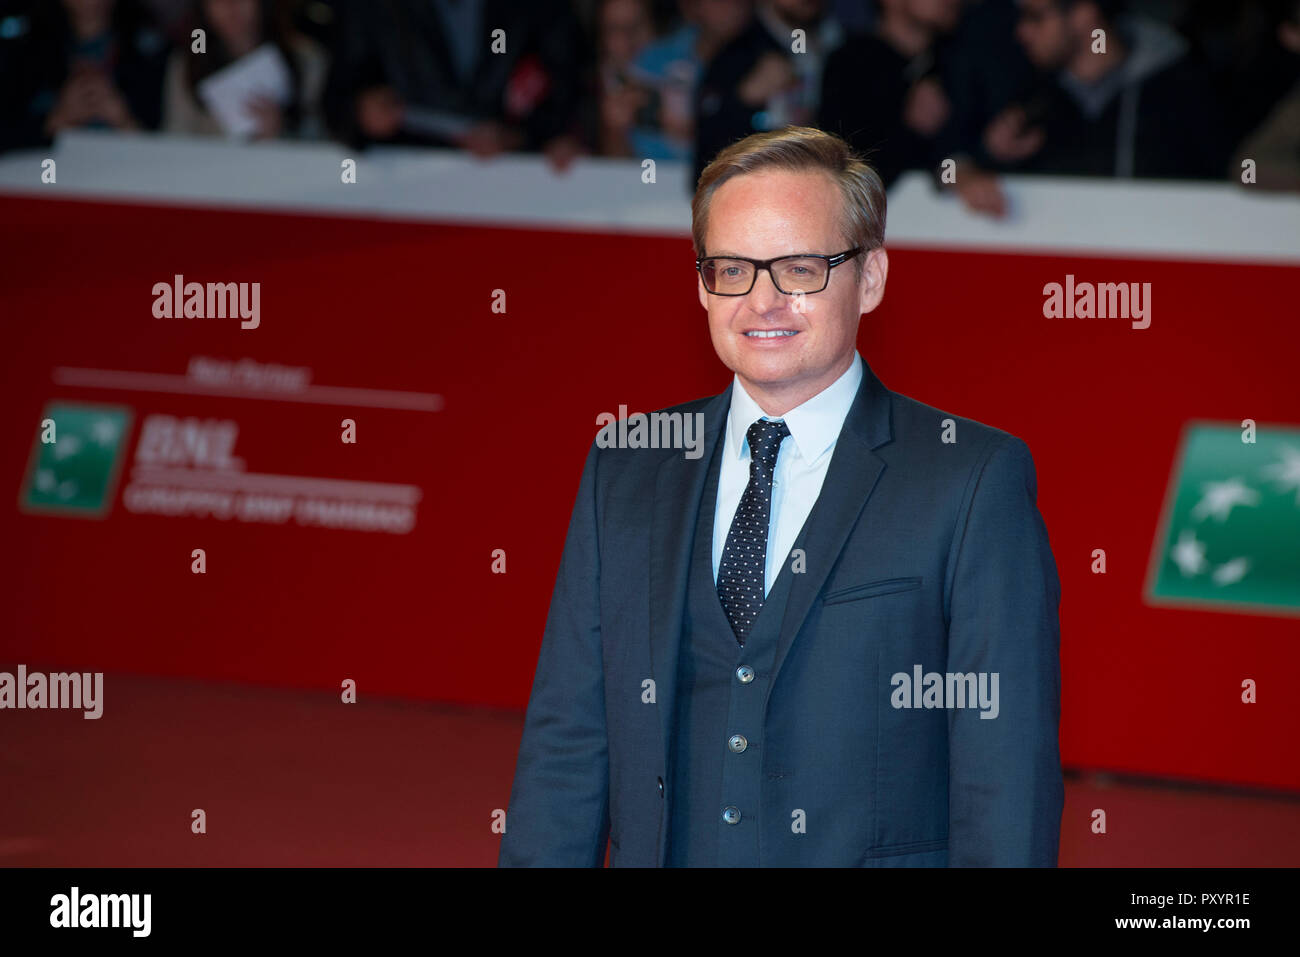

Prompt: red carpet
[1,671,1294,866]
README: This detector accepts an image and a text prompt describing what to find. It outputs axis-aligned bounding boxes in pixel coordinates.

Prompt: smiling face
[699,168,887,416]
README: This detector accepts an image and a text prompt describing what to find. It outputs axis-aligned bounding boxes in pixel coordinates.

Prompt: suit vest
[664,432,809,866]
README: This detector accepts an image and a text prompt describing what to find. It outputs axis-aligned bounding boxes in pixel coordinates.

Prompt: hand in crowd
[454,119,525,158]
[983,105,1046,164]
[542,133,584,173]
[659,93,693,141]
[738,52,797,108]
[903,77,951,137]
[45,67,138,134]
[601,81,649,136]
[356,85,405,139]
[953,162,1009,218]
[246,97,284,140]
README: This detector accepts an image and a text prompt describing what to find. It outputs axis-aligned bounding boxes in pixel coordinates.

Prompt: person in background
[752,0,845,131]
[817,0,964,189]
[985,0,1227,180]
[693,0,845,185]
[0,0,170,152]
[322,0,586,172]
[1178,0,1298,156]
[938,0,1035,214]
[162,0,328,139]
[829,0,874,33]
[591,0,658,157]
[1231,0,1300,191]
[622,0,753,165]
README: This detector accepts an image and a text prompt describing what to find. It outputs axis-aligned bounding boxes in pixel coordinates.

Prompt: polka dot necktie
[717,417,790,646]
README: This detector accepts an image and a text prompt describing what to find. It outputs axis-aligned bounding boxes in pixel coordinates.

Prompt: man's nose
[746,267,786,312]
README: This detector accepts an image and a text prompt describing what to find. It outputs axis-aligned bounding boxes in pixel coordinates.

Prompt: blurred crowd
[1,0,1298,206]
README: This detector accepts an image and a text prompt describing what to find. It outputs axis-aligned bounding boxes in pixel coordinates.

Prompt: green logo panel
[21,403,132,517]
[1147,423,1300,615]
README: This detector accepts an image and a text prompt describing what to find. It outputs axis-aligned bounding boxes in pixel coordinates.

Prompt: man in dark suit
[500,126,1063,867]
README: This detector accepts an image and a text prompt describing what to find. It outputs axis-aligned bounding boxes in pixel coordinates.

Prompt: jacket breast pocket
[821,576,922,606]
[859,838,948,867]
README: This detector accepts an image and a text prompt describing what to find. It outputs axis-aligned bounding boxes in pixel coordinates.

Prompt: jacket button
[736,665,755,683]
[657,776,664,796]
[727,733,748,753]
[722,805,741,825]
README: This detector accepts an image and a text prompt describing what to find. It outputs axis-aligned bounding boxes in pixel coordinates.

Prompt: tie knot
[746,418,789,469]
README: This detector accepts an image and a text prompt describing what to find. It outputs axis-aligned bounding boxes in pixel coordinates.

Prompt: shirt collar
[726,352,864,464]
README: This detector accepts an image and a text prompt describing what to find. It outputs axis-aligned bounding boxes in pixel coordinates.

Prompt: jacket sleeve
[944,435,1064,866]
[498,439,611,866]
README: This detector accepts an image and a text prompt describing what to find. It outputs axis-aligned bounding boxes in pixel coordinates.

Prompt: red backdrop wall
[2,195,1296,791]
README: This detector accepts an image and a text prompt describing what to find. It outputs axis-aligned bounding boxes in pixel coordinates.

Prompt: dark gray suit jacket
[500,360,1063,866]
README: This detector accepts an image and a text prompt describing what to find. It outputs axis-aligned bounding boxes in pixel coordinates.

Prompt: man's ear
[858,247,888,316]
[699,274,710,311]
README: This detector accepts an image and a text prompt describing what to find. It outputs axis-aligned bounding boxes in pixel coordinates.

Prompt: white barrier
[1,129,1297,264]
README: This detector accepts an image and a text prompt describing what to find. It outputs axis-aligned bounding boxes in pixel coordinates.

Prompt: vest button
[657,776,664,796]
[722,805,742,825]
[736,665,755,683]
[728,733,748,753]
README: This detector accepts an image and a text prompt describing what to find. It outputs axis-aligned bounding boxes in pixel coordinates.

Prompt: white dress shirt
[712,352,864,597]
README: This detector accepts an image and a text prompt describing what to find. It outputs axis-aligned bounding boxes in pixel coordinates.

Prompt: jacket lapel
[770,361,895,687]
[648,385,731,773]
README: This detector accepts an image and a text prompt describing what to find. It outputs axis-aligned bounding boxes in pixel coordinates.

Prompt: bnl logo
[20,402,132,518]
[1146,422,1300,616]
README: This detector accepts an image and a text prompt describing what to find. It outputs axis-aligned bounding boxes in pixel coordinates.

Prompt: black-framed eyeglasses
[696,247,864,296]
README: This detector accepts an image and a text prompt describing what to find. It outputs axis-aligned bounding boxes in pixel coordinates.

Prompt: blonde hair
[691,126,886,279]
